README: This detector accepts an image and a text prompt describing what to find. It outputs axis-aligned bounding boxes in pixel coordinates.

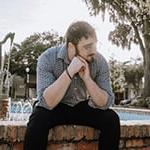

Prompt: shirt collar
[57,44,70,65]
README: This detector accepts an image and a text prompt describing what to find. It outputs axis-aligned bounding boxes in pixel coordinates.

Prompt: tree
[123,58,144,97]
[83,0,150,97]
[9,31,64,76]
[109,57,126,93]
[109,57,126,104]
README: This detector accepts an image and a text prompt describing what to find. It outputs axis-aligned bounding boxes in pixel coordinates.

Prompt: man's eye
[85,45,92,50]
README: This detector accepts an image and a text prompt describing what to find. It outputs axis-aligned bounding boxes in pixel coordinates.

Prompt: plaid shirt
[36,44,114,110]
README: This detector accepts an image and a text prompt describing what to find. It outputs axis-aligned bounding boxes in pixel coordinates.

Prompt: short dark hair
[65,21,96,46]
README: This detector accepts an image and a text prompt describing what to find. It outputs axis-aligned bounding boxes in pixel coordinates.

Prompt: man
[24,21,120,150]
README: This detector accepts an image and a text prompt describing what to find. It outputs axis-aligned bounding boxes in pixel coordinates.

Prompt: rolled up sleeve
[88,56,114,110]
[36,52,56,109]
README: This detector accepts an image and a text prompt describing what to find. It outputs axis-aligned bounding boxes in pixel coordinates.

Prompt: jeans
[24,101,120,150]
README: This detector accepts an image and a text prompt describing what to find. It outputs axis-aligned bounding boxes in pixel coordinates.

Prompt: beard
[75,45,95,63]
[86,55,94,63]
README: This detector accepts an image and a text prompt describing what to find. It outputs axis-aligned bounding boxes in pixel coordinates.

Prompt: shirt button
[74,77,77,80]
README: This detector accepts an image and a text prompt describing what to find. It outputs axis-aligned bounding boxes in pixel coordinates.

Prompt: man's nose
[92,43,97,52]
[91,48,96,55]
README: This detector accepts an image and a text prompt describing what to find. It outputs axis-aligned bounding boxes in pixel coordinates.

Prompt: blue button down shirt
[36,44,114,110]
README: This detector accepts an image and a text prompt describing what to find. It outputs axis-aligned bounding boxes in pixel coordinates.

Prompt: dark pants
[24,101,120,150]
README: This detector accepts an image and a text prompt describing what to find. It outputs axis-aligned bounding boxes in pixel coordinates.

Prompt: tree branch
[109,0,145,57]
[131,21,145,57]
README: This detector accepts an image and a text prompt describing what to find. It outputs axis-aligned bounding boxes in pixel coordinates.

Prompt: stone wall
[0,121,150,150]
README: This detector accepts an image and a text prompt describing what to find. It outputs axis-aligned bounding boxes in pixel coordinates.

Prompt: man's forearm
[43,70,72,108]
[84,77,108,107]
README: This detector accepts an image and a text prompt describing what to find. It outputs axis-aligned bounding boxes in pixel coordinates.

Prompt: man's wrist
[67,67,75,78]
[66,68,72,80]
[83,76,92,84]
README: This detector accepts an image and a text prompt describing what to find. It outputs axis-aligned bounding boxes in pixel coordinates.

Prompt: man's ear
[68,42,76,56]
[68,42,75,50]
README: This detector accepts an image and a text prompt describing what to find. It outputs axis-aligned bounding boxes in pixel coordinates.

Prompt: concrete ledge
[0,121,150,150]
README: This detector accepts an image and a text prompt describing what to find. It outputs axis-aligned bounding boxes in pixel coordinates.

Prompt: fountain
[10,99,33,121]
[0,33,33,122]
[0,33,15,120]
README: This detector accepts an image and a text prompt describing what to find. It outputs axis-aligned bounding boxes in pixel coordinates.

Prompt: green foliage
[9,31,64,76]
[109,57,126,92]
[83,0,150,50]
[109,57,144,95]
[109,23,138,49]
[123,59,144,95]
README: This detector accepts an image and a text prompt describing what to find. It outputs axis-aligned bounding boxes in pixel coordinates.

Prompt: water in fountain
[10,99,33,121]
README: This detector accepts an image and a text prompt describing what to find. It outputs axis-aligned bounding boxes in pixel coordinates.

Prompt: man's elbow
[97,92,109,108]
[102,92,109,106]
[43,90,54,108]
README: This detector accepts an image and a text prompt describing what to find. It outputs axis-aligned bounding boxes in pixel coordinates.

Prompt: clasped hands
[67,56,90,81]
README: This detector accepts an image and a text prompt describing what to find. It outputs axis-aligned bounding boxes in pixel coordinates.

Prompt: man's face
[75,36,97,63]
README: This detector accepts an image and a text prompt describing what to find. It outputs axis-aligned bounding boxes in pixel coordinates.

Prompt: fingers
[77,57,89,70]
[76,55,87,65]
[69,56,86,75]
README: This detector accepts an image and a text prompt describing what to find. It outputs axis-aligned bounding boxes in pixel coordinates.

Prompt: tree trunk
[0,45,1,70]
[143,43,150,97]
[143,17,150,97]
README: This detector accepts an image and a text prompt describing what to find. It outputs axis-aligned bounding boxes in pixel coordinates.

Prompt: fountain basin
[114,107,150,121]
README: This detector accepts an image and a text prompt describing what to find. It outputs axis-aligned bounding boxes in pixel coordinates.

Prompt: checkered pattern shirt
[36,44,114,110]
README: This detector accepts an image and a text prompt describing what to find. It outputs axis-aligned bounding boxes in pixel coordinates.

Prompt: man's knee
[106,109,120,127]
[96,109,120,127]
